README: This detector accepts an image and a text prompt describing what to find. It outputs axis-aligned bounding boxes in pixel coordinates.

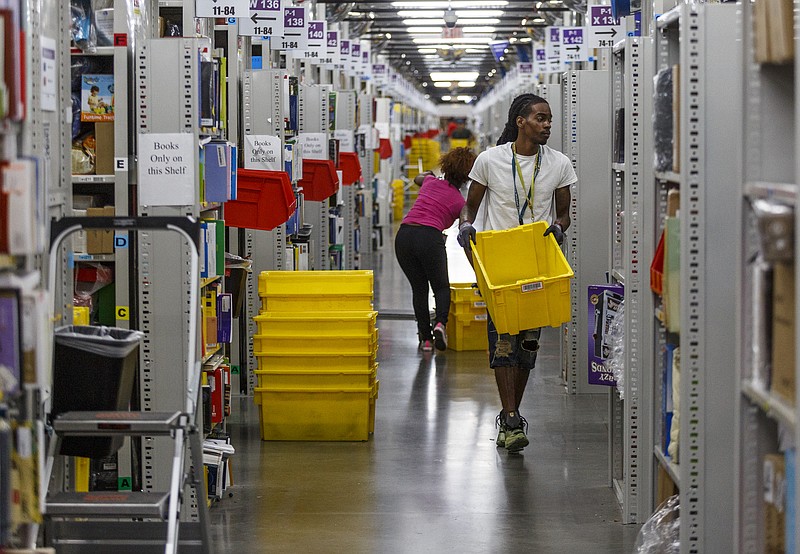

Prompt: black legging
[394,224,451,341]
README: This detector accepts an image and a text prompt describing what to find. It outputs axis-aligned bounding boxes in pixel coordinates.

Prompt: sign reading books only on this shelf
[244,135,282,171]
[81,74,114,122]
[137,133,196,206]
[587,5,622,49]
[239,0,285,38]
[587,284,624,386]
[333,129,355,153]
[195,0,250,18]
[297,132,327,160]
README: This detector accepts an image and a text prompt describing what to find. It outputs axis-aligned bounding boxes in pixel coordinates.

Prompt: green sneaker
[505,417,529,453]
[495,411,507,447]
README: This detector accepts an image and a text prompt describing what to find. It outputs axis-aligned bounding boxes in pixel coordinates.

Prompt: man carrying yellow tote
[458,93,576,453]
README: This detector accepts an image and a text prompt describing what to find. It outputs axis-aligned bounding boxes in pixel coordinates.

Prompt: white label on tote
[521,282,543,293]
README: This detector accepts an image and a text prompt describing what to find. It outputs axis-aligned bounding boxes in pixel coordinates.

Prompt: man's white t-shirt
[468,142,577,231]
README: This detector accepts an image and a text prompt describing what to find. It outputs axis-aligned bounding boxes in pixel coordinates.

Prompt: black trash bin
[51,325,144,458]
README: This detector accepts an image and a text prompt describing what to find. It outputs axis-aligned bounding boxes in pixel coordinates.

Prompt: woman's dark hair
[496,93,548,145]
[439,147,477,189]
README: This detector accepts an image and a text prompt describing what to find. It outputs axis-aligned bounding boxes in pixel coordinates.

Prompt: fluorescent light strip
[434,82,453,88]
[402,17,501,25]
[413,37,493,44]
[393,1,508,8]
[425,43,489,49]
[396,9,504,18]
[430,71,479,81]
[442,95,452,100]
[458,81,476,87]
[417,48,437,53]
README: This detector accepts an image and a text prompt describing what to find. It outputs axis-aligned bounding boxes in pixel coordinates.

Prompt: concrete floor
[208,225,641,553]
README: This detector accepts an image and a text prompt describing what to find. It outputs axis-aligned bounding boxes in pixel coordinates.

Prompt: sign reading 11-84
[238,0,285,37]
[195,0,250,17]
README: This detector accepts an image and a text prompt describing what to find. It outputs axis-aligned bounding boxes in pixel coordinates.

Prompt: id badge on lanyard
[511,144,541,225]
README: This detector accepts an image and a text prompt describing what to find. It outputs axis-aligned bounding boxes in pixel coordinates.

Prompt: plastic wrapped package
[71,0,96,52]
[750,197,794,263]
[604,300,626,399]
[92,0,114,47]
[653,67,674,172]
[634,495,680,553]
[73,262,113,314]
[668,347,680,461]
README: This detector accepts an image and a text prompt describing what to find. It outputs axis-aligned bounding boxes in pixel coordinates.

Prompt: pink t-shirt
[402,175,465,231]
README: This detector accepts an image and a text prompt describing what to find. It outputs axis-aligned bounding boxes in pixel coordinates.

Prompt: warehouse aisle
[208,225,640,553]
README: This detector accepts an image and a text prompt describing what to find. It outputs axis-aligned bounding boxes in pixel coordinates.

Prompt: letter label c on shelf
[116,306,129,320]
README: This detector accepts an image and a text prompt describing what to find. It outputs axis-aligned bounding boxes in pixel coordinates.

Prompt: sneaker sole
[433,327,447,351]
[505,435,529,452]
[496,432,506,448]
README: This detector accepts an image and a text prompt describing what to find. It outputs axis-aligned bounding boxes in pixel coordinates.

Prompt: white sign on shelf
[373,63,388,86]
[560,27,589,62]
[350,41,361,74]
[138,133,196,206]
[588,5,623,49]
[322,30,340,67]
[298,132,327,160]
[239,0,285,37]
[301,20,326,62]
[333,129,355,153]
[276,6,308,51]
[361,42,371,77]
[195,0,249,18]
[244,135,282,171]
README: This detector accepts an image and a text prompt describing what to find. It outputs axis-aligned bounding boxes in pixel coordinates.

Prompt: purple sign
[327,31,338,48]
[535,49,546,62]
[351,43,361,59]
[562,29,583,44]
[590,5,620,26]
[588,284,624,386]
[340,40,350,56]
[549,27,560,43]
[284,7,304,28]
[308,22,324,40]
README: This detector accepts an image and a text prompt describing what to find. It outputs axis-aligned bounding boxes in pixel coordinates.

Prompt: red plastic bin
[225,169,296,231]
[338,152,361,186]
[650,229,665,295]
[298,159,339,201]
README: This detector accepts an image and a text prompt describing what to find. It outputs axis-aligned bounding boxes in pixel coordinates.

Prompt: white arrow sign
[560,27,590,62]
[588,5,623,48]
[239,0,285,37]
[195,0,249,18]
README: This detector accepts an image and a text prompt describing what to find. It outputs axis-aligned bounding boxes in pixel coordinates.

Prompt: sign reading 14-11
[195,0,250,17]
[238,0,285,37]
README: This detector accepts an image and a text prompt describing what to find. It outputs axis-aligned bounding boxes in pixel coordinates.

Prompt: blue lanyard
[511,143,541,225]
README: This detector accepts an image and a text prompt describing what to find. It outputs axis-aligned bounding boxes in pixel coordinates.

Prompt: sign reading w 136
[588,5,622,48]
[239,0,285,37]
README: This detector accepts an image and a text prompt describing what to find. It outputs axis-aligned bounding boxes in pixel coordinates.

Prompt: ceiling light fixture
[457,81,476,87]
[434,82,453,88]
[442,95,452,100]
[457,95,473,102]
[392,1,508,8]
[402,17,501,25]
[413,37,493,44]
[430,71,479,81]
[397,9,504,18]
[519,37,532,42]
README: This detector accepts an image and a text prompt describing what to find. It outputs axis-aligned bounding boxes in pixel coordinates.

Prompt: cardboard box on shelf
[86,206,115,254]
[771,262,795,404]
[94,122,115,176]
[764,453,786,553]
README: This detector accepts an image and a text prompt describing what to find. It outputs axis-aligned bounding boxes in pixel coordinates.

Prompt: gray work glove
[457,222,477,250]
[543,223,565,245]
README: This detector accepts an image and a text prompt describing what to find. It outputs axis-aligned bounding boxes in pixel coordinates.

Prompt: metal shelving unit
[358,91,375,258]
[735,0,800,550]
[654,5,742,552]
[607,35,656,525]
[560,69,612,396]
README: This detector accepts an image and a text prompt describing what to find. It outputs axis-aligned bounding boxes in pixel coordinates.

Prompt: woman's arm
[413,170,435,187]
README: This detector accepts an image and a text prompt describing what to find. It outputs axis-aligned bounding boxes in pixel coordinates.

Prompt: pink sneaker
[433,322,447,351]
[419,339,434,352]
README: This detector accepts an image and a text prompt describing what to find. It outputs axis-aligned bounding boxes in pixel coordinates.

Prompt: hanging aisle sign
[560,27,590,62]
[360,41,371,77]
[339,39,350,71]
[322,30,340,67]
[517,62,534,83]
[276,6,308,50]
[545,27,564,73]
[350,41,361,75]
[588,6,622,48]
[373,63,388,86]
[301,20,326,61]
[239,0,285,37]
[533,46,546,75]
[195,0,249,18]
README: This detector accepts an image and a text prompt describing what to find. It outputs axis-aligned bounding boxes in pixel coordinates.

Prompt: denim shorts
[487,312,541,371]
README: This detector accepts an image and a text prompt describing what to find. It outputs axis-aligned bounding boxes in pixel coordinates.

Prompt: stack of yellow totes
[447,283,489,351]
[407,138,442,187]
[391,179,405,222]
[253,271,379,441]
